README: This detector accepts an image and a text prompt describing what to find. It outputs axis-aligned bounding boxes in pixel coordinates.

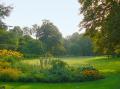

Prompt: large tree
[79,0,120,55]
[36,20,65,56]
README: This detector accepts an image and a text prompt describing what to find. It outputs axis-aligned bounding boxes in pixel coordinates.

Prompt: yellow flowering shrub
[0,49,23,58]
[82,69,100,79]
[0,61,11,69]
[0,68,21,81]
[82,70,98,75]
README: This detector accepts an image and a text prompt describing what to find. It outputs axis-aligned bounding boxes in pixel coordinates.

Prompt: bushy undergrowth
[0,61,21,82]
[17,60,102,82]
[0,55,103,82]
[0,68,21,81]
[0,49,23,82]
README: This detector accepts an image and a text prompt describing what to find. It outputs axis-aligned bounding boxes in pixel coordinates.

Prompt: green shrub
[1,56,19,63]
[12,62,34,73]
[2,59,102,83]
[45,60,72,82]
[19,73,37,82]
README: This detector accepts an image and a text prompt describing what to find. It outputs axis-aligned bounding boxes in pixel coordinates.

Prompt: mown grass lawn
[1,56,120,89]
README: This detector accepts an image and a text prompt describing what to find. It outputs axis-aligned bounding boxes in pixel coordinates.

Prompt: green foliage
[2,56,18,63]
[64,33,93,56]
[0,30,18,50]
[0,18,94,57]
[18,36,45,57]
[36,20,65,56]
[19,73,38,82]
[0,2,16,50]
[79,0,120,56]
[45,60,72,82]
[9,26,23,37]
[9,59,102,83]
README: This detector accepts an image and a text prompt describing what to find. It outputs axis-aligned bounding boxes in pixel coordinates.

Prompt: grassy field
[1,56,120,89]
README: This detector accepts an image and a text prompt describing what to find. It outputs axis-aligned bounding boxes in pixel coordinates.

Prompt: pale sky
[3,0,83,37]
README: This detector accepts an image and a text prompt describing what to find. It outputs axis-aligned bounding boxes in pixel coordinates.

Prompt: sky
[3,0,83,37]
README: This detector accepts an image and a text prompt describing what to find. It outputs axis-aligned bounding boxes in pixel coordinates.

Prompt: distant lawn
[1,56,120,89]
[63,57,120,75]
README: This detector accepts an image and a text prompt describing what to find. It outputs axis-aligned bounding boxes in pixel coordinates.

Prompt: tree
[79,0,120,56]
[31,24,39,39]
[64,33,93,56]
[23,27,31,36]
[0,2,13,29]
[0,2,15,50]
[18,35,45,57]
[36,20,65,56]
[0,30,18,50]
[9,26,23,37]
[9,26,23,50]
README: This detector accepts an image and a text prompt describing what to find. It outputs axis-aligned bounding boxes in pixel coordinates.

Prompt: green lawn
[1,56,120,89]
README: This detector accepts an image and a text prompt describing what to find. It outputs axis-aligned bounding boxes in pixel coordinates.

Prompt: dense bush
[44,60,72,82]
[0,58,102,82]
[0,61,22,82]
[16,60,102,82]
[0,68,21,81]
[0,61,11,68]
[81,65,101,80]
[72,65,102,81]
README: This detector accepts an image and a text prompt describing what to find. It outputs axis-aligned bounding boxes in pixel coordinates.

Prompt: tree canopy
[64,32,93,56]
[0,0,96,57]
[79,0,120,55]
[36,20,65,56]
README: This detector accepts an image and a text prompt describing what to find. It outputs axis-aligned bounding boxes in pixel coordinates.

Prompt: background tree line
[0,3,93,57]
[1,0,119,57]
[0,20,94,57]
[0,1,94,57]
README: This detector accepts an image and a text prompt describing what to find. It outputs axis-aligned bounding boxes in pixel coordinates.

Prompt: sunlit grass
[22,56,120,75]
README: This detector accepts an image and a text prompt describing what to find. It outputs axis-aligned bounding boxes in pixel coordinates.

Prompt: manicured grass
[1,57,120,89]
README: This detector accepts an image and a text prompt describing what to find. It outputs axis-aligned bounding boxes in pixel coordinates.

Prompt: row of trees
[0,3,93,57]
[64,33,93,56]
[0,0,94,57]
[0,20,94,57]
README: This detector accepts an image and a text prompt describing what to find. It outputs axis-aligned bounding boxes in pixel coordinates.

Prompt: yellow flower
[0,49,23,58]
